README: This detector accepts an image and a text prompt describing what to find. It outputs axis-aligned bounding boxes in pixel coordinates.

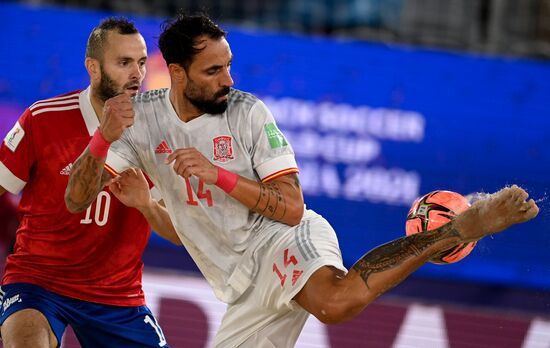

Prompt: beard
[97,66,141,102]
[186,83,230,115]
[97,67,121,102]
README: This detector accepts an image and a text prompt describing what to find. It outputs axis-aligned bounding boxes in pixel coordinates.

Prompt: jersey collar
[165,88,221,130]
[79,86,99,136]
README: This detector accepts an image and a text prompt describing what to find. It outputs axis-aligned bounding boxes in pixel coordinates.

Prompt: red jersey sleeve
[0,109,36,194]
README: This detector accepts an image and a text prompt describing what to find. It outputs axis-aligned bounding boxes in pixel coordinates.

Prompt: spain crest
[212,136,235,163]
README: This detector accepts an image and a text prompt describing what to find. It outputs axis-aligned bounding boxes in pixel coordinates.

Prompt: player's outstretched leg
[295,185,539,326]
[453,185,539,242]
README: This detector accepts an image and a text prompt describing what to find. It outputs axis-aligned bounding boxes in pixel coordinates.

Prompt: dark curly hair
[158,11,227,69]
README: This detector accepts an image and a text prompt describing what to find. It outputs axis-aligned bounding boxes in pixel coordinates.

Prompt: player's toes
[503,186,517,198]
[512,188,529,203]
[524,199,539,219]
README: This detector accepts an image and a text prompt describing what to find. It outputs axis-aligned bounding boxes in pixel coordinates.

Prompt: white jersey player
[105,87,346,346]
[65,12,539,348]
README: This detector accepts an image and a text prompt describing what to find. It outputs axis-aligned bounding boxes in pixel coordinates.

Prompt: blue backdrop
[1,3,549,290]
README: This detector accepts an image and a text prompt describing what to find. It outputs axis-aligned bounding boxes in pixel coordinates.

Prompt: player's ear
[85,57,101,82]
[168,63,187,84]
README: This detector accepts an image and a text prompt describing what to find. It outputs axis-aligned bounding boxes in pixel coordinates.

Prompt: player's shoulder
[132,88,169,105]
[27,90,82,118]
[227,88,260,112]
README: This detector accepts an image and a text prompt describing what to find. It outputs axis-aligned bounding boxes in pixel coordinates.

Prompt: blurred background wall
[0,1,549,347]
[16,0,550,58]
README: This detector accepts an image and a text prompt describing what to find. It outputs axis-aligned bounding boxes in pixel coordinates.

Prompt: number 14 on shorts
[272,249,304,287]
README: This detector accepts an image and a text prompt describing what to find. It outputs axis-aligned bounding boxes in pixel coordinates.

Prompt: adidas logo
[292,269,303,286]
[155,141,172,154]
[60,163,73,176]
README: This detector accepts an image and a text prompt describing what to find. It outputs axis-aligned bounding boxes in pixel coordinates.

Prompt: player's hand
[108,168,153,210]
[100,94,134,143]
[165,148,218,184]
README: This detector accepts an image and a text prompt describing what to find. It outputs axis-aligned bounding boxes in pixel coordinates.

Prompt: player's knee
[313,301,352,324]
[1,309,56,348]
[311,292,367,325]
[298,266,372,324]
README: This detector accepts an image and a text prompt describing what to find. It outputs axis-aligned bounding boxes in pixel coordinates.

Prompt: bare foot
[465,192,491,205]
[453,185,539,242]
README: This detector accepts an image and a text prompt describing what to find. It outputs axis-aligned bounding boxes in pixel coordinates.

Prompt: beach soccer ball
[406,190,476,264]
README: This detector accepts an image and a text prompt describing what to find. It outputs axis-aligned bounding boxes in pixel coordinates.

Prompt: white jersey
[107,88,300,303]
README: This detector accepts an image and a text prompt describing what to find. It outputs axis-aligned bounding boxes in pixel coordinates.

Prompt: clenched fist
[100,94,135,143]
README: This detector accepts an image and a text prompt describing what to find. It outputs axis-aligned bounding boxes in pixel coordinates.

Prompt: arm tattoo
[352,223,461,289]
[261,184,273,215]
[276,184,286,219]
[253,182,287,220]
[266,183,282,217]
[253,185,268,210]
[100,170,112,187]
[65,149,109,212]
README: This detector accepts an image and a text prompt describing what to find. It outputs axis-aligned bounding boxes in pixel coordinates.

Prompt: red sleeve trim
[104,164,154,189]
[103,163,119,177]
[262,168,299,183]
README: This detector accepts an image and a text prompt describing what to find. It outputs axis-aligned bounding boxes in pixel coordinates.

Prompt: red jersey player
[0,194,17,271]
[0,18,178,347]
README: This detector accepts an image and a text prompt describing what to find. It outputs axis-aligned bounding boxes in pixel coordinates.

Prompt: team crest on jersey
[212,136,235,163]
[4,121,25,152]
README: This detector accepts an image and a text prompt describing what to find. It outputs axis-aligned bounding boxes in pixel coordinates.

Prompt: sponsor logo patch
[4,121,24,152]
[264,123,288,149]
[2,294,22,312]
[212,136,234,163]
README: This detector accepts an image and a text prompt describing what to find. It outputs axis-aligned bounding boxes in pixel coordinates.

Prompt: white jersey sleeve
[106,129,162,200]
[105,133,141,176]
[236,99,298,182]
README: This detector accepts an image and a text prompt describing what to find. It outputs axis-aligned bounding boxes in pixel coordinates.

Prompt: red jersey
[0,194,17,250]
[0,88,150,306]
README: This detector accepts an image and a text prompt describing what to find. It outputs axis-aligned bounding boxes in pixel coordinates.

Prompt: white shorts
[213,211,347,347]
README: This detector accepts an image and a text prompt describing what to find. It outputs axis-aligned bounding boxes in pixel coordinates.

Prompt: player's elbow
[286,203,305,226]
[65,201,88,214]
[154,227,182,245]
[64,189,89,214]
[169,235,183,246]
